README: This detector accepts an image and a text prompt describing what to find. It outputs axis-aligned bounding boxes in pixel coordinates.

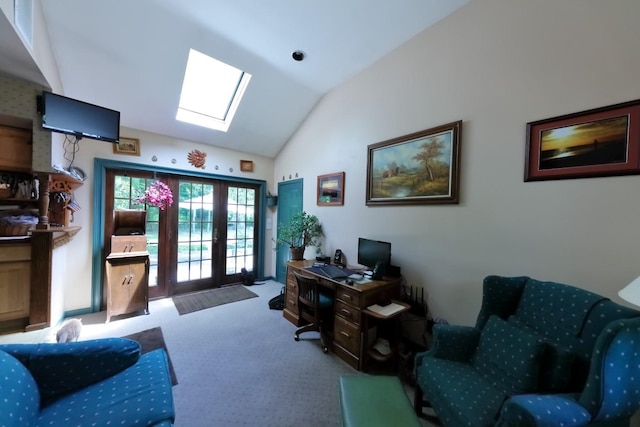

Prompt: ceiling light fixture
[292,50,305,61]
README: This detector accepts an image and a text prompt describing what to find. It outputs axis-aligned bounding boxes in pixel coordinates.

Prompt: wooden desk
[284,260,402,370]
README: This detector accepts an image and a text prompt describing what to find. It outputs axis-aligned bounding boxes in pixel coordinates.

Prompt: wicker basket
[0,222,32,236]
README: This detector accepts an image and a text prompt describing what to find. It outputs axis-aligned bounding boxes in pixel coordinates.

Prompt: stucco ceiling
[3,0,470,158]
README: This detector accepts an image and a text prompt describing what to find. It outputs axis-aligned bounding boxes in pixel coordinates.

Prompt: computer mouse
[345,279,354,285]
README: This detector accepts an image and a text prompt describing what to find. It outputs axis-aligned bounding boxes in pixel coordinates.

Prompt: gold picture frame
[366,121,462,205]
[240,160,254,172]
[113,136,140,156]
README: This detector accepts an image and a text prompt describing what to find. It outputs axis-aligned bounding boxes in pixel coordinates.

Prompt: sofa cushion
[472,315,545,395]
[0,350,40,427]
[37,349,175,427]
[418,357,506,427]
[508,315,575,392]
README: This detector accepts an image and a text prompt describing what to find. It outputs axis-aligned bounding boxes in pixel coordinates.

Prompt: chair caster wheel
[322,346,328,353]
[294,335,300,341]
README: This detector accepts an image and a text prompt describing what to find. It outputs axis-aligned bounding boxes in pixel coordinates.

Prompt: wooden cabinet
[0,125,32,172]
[333,285,363,369]
[105,209,149,323]
[283,266,301,325]
[0,242,31,328]
[105,252,149,323]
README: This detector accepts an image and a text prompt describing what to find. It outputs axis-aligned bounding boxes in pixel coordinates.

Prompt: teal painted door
[275,179,303,284]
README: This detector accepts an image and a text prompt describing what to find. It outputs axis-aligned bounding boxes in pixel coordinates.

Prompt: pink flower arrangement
[136,180,173,210]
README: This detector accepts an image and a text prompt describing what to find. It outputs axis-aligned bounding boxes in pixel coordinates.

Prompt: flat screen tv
[357,237,391,270]
[40,91,120,143]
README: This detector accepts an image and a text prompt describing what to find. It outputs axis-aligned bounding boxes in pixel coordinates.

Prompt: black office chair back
[295,272,320,313]
[293,271,331,353]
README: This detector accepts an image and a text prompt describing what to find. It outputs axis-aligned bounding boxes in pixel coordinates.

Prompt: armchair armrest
[415,324,480,365]
[496,394,591,427]
[0,338,141,404]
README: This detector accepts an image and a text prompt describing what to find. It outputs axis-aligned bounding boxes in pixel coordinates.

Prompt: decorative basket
[0,222,32,236]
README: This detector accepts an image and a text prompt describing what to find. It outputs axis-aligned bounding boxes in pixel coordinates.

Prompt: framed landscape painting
[113,136,140,156]
[525,99,640,181]
[317,172,345,206]
[366,121,462,206]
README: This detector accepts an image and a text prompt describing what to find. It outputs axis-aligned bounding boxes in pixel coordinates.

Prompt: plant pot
[289,246,305,261]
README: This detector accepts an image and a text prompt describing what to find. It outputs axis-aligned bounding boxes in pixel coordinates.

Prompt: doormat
[122,327,178,386]
[172,285,258,316]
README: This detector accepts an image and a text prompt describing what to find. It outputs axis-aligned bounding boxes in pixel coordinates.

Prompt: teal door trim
[90,158,266,313]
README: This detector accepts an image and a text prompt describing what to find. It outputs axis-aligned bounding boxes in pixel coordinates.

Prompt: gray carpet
[5,281,430,426]
[172,285,258,315]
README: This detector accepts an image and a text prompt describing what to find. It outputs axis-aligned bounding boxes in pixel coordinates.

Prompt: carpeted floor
[122,326,178,385]
[0,281,434,426]
[172,285,258,315]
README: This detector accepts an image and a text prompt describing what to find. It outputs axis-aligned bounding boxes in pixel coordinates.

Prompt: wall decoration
[317,172,345,206]
[113,137,140,156]
[366,121,462,205]
[525,99,640,181]
[187,149,206,169]
[240,160,254,172]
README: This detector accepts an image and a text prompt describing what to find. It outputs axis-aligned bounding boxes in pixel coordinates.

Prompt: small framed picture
[317,172,345,206]
[240,160,254,172]
[113,137,140,156]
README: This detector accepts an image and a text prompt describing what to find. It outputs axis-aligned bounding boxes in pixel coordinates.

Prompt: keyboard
[307,264,355,279]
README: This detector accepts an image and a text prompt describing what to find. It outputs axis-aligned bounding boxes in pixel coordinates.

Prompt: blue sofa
[414,275,640,427]
[0,338,175,427]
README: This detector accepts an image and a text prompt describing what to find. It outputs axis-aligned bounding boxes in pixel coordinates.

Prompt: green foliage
[273,211,323,250]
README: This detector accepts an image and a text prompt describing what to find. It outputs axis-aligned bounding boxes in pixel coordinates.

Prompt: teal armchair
[0,338,175,427]
[414,275,640,427]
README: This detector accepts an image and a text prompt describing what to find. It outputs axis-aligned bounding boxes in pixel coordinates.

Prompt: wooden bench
[339,375,422,427]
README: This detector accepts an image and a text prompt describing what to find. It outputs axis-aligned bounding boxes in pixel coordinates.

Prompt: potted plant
[273,211,323,260]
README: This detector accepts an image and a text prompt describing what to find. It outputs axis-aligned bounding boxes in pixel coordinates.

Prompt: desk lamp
[618,275,640,307]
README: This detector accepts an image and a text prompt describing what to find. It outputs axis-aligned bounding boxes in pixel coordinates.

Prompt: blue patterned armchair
[414,275,640,427]
[0,338,175,427]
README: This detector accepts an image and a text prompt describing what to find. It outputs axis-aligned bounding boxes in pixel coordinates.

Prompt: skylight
[177,49,251,132]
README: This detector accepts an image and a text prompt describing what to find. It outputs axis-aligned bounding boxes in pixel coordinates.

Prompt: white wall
[274,0,640,326]
[63,126,276,311]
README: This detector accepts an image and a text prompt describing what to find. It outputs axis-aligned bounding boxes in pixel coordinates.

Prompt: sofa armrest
[415,324,480,365]
[0,338,141,404]
[496,394,591,427]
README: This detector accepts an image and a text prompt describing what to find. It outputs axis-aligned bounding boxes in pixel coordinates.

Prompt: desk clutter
[285,260,402,371]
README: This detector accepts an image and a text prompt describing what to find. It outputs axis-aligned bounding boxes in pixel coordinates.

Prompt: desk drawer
[336,287,360,307]
[334,316,360,356]
[335,300,360,325]
[285,286,298,310]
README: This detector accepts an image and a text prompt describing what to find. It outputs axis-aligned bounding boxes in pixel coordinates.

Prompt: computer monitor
[357,238,391,270]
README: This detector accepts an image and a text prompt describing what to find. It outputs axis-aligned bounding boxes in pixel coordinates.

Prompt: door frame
[91,158,268,312]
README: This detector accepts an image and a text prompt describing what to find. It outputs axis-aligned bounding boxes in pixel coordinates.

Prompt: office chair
[293,272,334,353]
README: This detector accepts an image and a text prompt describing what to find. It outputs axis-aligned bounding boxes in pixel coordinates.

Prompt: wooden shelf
[48,173,83,193]
[367,348,394,363]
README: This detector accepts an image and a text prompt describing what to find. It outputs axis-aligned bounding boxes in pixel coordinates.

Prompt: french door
[103,168,259,304]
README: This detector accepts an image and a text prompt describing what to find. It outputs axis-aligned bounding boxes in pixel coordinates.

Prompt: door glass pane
[177,181,214,282]
[113,175,159,287]
[226,186,255,274]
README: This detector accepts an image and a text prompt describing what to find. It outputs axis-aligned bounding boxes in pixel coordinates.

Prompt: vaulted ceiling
[2,0,470,157]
